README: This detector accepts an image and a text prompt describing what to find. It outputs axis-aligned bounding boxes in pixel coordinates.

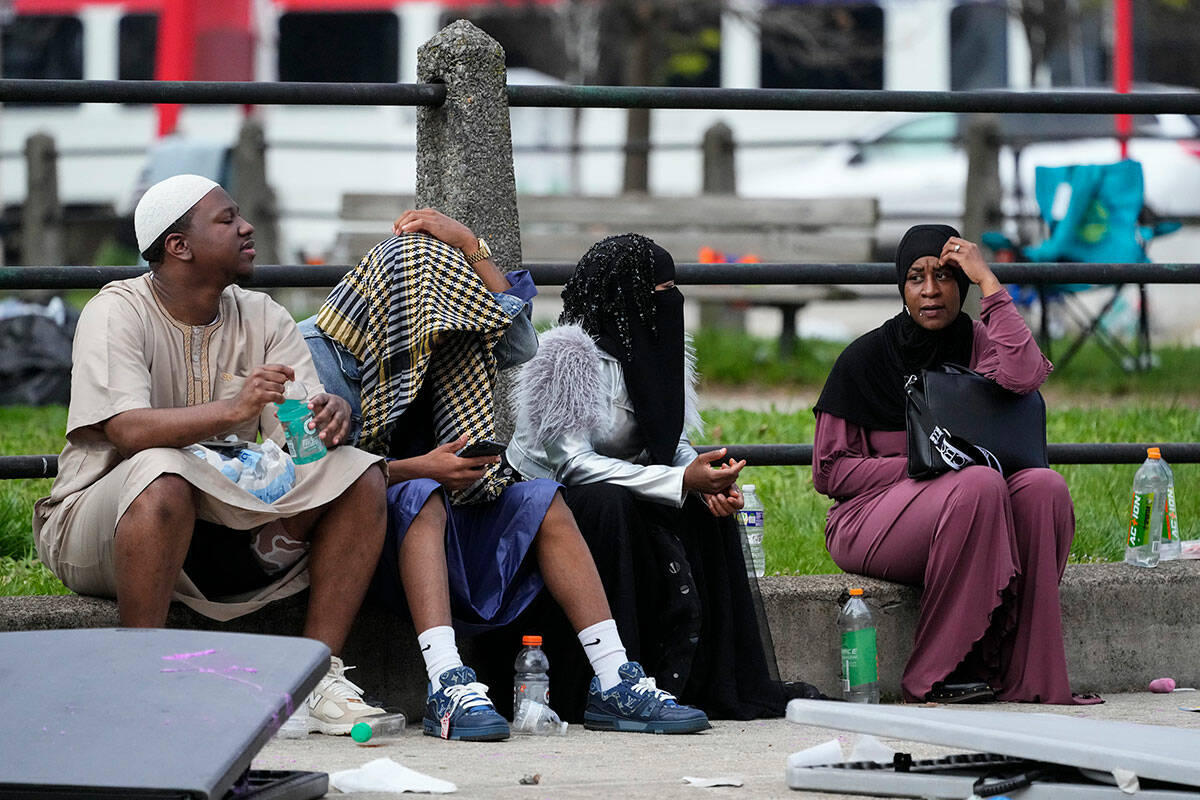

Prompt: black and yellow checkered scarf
[315,233,515,504]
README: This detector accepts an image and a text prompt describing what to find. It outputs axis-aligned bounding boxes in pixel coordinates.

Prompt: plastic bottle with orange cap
[838,588,879,704]
[512,634,567,735]
[1126,447,1178,567]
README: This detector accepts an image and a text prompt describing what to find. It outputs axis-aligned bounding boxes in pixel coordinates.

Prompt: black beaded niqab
[561,234,685,465]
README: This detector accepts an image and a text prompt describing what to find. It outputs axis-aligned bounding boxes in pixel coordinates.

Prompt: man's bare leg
[293,466,387,654]
[535,493,612,632]
[113,474,197,627]
[396,492,452,631]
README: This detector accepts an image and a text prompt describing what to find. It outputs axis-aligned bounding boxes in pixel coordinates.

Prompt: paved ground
[253,692,1200,798]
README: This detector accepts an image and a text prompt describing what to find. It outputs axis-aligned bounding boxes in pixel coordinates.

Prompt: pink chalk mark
[158,664,264,692]
[162,648,217,661]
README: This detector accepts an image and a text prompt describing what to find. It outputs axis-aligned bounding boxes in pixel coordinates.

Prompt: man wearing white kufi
[33,175,390,735]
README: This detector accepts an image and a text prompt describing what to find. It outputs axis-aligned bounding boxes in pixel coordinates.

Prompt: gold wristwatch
[464,238,491,265]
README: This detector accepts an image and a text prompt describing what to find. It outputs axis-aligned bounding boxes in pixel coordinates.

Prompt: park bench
[337,193,887,355]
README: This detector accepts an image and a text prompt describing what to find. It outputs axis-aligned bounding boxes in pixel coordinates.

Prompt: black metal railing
[4,262,1200,292]
[3,79,1198,479]
[5,79,1200,114]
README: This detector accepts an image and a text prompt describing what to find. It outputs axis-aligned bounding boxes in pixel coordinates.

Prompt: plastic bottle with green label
[275,380,326,465]
[1158,453,1181,561]
[838,587,879,703]
[1125,447,1168,568]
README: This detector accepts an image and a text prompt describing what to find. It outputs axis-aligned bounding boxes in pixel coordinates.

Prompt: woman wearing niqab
[507,233,824,720]
[813,224,1099,704]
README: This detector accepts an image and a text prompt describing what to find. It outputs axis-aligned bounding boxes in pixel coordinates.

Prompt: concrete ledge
[762,560,1200,699]
[3,561,1197,710]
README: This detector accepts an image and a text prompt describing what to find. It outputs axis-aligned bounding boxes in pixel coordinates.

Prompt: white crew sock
[578,619,627,691]
[417,625,463,692]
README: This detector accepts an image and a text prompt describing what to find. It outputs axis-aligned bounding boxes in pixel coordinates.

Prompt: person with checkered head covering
[301,210,711,739]
[505,234,829,723]
[34,174,395,735]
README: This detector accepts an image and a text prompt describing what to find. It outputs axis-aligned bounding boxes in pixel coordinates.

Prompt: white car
[740,101,1200,255]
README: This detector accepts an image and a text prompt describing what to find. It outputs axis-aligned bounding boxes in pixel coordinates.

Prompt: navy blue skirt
[370,477,561,632]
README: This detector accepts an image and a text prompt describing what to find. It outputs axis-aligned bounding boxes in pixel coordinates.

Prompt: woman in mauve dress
[812,224,1100,705]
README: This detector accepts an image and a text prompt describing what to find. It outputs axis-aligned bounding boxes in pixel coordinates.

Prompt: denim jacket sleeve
[490,269,538,370]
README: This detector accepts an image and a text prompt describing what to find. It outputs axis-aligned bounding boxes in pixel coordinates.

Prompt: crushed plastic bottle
[351,712,407,745]
[275,701,310,739]
[512,699,567,736]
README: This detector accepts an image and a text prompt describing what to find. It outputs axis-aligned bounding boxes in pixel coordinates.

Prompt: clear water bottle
[513,635,550,720]
[1159,454,1181,561]
[275,700,310,739]
[351,712,407,745]
[1126,447,1169,568]
[738,484,766,579]
[838,588,879,704]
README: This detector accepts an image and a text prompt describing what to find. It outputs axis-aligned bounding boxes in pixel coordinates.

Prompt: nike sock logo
[421,644,432,652]
[584,638,601,647]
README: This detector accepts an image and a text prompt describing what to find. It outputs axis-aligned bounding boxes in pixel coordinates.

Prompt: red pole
[1114,0,1133,159]
[155,0,197,137]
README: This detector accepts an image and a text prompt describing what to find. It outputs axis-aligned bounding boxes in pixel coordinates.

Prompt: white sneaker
[306,655,385,735]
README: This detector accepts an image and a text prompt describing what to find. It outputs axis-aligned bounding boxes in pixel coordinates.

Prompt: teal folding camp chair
[986,159,1177,372]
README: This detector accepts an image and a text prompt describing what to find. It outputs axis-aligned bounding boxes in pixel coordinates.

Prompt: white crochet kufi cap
[134,174,220,253]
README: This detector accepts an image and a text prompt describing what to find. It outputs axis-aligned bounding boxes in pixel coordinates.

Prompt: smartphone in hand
[456,439,506,458]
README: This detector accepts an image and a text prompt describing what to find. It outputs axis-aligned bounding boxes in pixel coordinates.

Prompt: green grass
[0,556,69,595]
[1,406,68,595]
[2,334,1197,591]
[698,402,1200,575]
[696,329,1200,402]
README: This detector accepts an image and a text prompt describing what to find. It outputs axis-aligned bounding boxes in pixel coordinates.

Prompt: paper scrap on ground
[330,757,457,794]
[1111,767,1140,794]
[681,776,744,787]
[848,734,896,764]
[786,739,844,770]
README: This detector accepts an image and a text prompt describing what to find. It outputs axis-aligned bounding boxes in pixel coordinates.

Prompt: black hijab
[813,224,974,431]
[561,234,685,465]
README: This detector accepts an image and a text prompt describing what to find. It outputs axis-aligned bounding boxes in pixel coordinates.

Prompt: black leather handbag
[905,363,1048,480]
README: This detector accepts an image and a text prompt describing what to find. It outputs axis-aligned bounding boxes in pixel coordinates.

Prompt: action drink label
[737,509,764,529]
[840,627,878,690]
[1128,492,1154,547]
[1164,486,1178,543]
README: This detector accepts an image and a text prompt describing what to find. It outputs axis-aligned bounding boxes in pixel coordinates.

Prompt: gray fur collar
[515,323,702,443]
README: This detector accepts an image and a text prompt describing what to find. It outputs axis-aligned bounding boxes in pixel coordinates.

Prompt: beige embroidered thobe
[33,274,384,620]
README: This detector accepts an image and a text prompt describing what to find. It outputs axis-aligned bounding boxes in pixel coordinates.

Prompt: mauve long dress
[813,291,1079,703]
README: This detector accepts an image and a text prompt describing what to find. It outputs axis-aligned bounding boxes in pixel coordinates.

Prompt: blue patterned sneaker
[422,666,510,741]
[584,662,710,734]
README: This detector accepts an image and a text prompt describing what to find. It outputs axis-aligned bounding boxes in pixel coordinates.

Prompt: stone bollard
[962,113,1002,318]
[23,133,65,268]
[699,121,746,332]
[416,20,523,438]
[702,121,737,196]
[415,20,522,272]
[229,117,280,265]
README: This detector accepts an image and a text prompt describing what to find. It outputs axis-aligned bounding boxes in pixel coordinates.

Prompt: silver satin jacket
[507,348,698,507]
